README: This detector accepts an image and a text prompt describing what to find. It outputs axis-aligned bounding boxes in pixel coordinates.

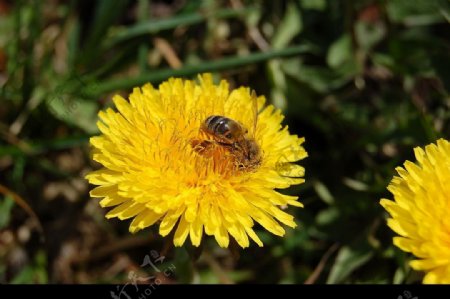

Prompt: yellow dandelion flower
[86,73,307,248]
[380,138,450,284]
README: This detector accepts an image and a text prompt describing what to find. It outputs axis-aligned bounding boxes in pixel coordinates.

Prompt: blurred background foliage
[0,0,449,284]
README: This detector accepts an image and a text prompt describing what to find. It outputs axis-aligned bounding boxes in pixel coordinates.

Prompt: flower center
[189,134,261,179]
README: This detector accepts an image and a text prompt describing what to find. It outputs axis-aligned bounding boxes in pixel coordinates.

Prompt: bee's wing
[251,89,258,138]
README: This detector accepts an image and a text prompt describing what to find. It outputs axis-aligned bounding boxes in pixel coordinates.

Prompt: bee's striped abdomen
[204,115,232,137]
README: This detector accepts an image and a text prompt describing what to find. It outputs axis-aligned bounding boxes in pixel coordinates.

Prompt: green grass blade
[0,135,91,157]
[105,8,250,47]
[91,45,314,95]
[137,0,150,72]
[78,0,129,65]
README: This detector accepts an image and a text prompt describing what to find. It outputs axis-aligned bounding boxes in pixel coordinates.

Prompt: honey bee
[198,91,262,170]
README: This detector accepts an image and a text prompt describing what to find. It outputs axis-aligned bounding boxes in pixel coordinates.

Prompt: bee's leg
[217,141,234,149]
[191,139,214,153]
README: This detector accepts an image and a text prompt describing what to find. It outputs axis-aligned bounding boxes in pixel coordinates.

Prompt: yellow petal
[393,236,419,253]
[85,169,121,185]
[244,227,263,247]
[252,210,285,236]
[90,184,118,198]
[129,209,164,233]
[269,206,297,228]
[410,259,442,271]
[214,225,230,248]
[106,201,140,219]
[288,199,304,207]
[422,266,450,284]
[189,217,204,247]
[226,222,249,248]
[99,195,128,208]
[173,215,190,247]
[159,207,184,237]
[113,95,133,122]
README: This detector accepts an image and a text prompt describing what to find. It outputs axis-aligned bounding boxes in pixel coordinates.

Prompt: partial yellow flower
[86,73,307,248]
[380,138,450,284]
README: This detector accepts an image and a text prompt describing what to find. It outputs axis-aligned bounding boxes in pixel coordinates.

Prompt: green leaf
[46,95,99,134]
[0,264,5,281]
[267,60,288,109]
[393,267,407,284]
[342,177,369,191]
[228,270,253,282]
[272,2,303,49]
[10,251,47,283]
[299,0,327,11]
[173,247,194,283]
[327,241,374,284]
[12,156,25,184]
[387,0,445,25]
[10,267,35,284]
[198,269,219,284]
[385,32,440,77]
[355,20,386,51]
[327,34,353,69]
[0,196,15,229]
[438,0,450,22]
[313,180,335,205]
[316,207,340,226]
[284,63,354,93]
[267,1,305,110]
[430,45,450,92]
